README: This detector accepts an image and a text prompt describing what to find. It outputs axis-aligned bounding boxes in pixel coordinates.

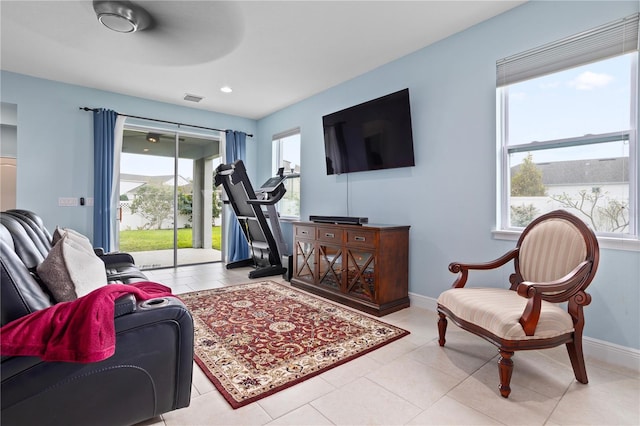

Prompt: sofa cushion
[36,235,107,302]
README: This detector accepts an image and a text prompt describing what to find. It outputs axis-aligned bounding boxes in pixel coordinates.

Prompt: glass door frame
[119,121,223,269]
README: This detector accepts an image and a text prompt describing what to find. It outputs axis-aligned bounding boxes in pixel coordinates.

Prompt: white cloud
[568,71,613,90]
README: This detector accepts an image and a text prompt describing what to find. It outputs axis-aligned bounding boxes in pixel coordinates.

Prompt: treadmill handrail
[248,185,287,206]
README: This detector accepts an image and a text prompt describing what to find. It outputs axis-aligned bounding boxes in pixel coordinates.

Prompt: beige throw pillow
[37,234,108,302]
[52,227,94,254]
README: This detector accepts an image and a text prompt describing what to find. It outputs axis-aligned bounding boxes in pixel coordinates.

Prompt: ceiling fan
[4,1,244,66]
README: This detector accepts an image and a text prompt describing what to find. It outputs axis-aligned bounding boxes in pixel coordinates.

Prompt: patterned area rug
[180,281,409,409]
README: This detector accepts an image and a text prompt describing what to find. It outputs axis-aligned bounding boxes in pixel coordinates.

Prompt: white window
[497,14,639,238]
[272,128,301,218]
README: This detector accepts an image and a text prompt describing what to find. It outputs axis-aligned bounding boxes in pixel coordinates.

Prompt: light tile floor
[138,262,640,426]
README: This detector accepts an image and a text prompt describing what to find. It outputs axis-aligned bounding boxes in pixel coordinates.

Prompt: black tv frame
[322,88,415,175]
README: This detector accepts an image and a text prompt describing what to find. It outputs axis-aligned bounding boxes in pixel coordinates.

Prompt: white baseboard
[583,336,640,372]
[409,292,640,374]
[408,291,438,311]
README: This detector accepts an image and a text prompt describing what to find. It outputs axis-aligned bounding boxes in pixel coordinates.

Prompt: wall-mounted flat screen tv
[322,88,415,175]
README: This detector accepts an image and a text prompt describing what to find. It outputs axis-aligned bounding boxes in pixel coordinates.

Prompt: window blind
[273,127,300,141]
[497,13,639,87]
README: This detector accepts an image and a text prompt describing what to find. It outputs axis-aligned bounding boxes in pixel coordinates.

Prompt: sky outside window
[507,53,633,162]
[121,153,194,179]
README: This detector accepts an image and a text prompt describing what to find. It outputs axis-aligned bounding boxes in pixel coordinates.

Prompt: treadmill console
[259,175,287,193]
[254,173,288,203]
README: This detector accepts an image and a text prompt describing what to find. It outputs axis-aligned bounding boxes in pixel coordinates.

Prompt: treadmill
[214,160,289,279]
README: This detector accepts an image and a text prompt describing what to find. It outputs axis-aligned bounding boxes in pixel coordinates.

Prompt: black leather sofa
[0,210,194,426]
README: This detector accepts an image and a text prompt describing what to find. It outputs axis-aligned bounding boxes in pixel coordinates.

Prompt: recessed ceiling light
[220,86,233,93]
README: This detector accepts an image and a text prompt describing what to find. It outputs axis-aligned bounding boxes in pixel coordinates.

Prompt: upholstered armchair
[437,210,599,398]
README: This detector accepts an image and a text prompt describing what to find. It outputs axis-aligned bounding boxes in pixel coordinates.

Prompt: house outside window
[272,128,301,218]
[497,14,638,238]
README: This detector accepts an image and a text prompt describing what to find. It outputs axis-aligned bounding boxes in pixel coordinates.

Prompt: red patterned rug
[180,281,409,409]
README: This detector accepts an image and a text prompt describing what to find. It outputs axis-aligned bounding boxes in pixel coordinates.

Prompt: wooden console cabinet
[290,221,410,316]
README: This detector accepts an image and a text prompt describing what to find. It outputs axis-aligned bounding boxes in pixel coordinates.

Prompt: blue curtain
[93,109,117,251]
[225,130,250,262]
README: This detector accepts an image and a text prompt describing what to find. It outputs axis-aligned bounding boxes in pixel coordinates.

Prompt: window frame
[495,14,639,251]
[272,128,301,219]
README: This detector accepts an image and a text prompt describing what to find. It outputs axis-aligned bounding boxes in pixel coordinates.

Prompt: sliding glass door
[119,126,222,269]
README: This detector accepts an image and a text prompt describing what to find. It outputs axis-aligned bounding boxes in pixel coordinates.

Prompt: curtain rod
[79,107,253,138]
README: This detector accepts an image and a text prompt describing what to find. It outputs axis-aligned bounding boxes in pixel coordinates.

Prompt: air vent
[183,94,204,103]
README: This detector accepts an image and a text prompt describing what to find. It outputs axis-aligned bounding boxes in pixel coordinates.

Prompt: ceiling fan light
[98,13,137,33]
[93,1,152,33]
[146,133,160,143]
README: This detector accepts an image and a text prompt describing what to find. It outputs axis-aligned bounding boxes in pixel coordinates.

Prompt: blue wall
[2,1,638,350]
[256,1,640,349]
[0,71,257,238]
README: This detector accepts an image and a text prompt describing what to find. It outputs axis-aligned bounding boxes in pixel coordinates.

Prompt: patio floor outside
[130,248,223,270]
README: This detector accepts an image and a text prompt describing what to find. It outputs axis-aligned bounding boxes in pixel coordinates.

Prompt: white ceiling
[1,1,525,119]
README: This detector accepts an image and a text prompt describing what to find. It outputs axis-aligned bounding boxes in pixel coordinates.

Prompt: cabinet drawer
[295,225,315,239]
[317,227,343,244]
[347,230,376,247]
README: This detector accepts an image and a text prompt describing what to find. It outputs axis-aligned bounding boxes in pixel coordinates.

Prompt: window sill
[492,229,640,252]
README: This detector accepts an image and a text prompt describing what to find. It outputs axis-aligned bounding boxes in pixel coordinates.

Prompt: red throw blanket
[0,282,174,363]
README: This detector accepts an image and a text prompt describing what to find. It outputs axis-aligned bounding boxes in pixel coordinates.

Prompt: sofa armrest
[1,297,194,425]
[98,252,136,265]
[114,294,136,317]
[0,293,173,378]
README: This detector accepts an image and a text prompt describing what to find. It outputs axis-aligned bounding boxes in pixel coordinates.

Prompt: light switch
[58,197,78,207]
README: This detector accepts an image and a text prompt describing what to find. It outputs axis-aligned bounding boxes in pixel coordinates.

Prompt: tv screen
[322,88,415,175]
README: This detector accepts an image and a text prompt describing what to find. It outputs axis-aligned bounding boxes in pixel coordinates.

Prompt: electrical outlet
[58,197,78,207]
[86,197,94,206]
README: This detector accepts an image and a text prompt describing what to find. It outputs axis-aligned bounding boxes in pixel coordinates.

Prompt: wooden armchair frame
[437,210,600,398]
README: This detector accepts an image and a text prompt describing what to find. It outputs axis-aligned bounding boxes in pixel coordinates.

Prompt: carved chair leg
[437,313,447,347]
[566,340,588,384]
[498,349,514,398]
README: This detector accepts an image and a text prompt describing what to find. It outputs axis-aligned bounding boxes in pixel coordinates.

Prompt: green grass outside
[119,227,222,252]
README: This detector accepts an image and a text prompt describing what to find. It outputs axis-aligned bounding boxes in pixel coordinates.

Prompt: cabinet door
[293,239,316,284]
[318,244,343,291]
[345,248,376,302]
